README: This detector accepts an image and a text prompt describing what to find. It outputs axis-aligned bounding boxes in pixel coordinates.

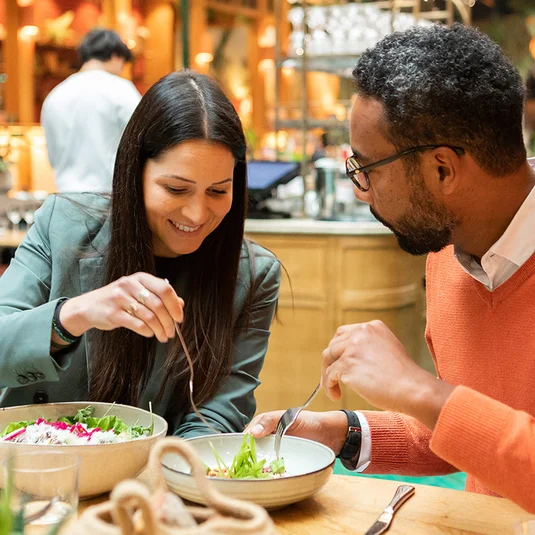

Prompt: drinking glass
[3,451,79,534]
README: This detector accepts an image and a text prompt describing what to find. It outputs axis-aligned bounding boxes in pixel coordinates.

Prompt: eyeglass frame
[345,145,466,192]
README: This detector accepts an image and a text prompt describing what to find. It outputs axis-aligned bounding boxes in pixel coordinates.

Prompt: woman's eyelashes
[164,184,229,196]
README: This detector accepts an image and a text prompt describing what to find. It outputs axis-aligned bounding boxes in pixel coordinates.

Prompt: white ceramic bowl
[0,402,167,498]
[161,433,335,509]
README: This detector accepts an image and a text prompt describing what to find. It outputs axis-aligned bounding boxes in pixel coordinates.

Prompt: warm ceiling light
[259,58,274,72]
[19,26,39,39]
[195,52,213,64]
[17,0,33,6]
[127,39,136,49]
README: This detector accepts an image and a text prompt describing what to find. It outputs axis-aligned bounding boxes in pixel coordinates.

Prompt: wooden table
[79,474,534,534]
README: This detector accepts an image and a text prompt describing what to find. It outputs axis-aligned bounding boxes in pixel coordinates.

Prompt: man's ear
[432,148,461,195]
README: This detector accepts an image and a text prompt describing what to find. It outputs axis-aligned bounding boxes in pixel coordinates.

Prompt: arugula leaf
[270,458,286,475]
[73,406,95,423]
[209,434,285,480]
[210,441,229,476]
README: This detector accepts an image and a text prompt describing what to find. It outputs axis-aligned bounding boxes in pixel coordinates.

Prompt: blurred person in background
[41,28,141,193]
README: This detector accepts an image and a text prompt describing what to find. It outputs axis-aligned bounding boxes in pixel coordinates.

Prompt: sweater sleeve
[430,385,535,513]
[360,410,457,475]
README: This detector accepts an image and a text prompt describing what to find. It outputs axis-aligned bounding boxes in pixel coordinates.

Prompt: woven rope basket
[71,437,277,535]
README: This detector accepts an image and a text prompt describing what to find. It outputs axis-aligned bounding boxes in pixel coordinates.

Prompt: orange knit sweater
[361,246,535,513]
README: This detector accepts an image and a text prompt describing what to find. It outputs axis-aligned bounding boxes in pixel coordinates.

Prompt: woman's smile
[168,219,204,236]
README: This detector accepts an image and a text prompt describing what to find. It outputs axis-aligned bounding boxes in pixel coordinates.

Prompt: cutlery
[164,278,219,435]
[173,320,220,435]
[274,383,321,459]
[363,484,415,535]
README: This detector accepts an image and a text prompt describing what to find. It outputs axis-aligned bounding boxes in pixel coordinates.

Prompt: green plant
[0,157,9,175]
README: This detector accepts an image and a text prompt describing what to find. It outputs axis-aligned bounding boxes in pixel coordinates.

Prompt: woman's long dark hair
[90,70,250,407]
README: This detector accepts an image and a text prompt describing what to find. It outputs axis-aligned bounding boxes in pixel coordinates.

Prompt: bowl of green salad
[0,402,167,498]
[161,433,335,509]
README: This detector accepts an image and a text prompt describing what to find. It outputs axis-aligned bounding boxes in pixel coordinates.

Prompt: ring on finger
[126,302,138,316]
[138,286,151,305]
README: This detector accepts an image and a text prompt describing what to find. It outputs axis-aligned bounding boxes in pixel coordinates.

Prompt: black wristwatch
[337,409,362,471]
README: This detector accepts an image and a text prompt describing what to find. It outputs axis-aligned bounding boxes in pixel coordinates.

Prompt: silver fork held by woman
[274,383,321,459]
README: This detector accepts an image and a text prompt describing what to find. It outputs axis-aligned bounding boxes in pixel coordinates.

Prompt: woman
[0,71,280,437]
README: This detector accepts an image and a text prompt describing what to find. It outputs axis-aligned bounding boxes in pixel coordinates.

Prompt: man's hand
[246,410,348,455]
[322,320,454,430]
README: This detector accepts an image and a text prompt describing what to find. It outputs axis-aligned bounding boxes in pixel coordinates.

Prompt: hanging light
[19,26,39,39]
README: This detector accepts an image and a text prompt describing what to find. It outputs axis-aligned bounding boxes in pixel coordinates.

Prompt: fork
[173,320,220,435]
[274,383,321,459]
[164,278,220,435]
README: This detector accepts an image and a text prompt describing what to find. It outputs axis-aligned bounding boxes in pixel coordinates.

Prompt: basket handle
[110,480,157,535]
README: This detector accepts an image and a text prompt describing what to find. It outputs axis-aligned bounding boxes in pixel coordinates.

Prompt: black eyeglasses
[345,145,465,192]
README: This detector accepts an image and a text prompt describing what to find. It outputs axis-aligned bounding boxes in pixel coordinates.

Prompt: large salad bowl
[0,401,167,498]
[162,433,335,509]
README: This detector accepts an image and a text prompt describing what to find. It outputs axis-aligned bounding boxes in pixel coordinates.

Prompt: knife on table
[363,484,415,535]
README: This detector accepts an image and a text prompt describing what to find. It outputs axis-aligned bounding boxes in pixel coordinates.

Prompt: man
[41,29,141,192]
[249,23,535,513]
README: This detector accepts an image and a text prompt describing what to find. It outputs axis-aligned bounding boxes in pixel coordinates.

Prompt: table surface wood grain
[79,473,534,534]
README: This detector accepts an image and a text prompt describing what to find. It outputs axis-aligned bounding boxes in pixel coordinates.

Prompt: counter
[1,218,390,249]
[244,217,390,236]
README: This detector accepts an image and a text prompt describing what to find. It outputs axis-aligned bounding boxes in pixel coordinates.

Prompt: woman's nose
[182,198,208,223]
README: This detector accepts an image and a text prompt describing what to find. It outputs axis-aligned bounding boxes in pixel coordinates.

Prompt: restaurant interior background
[0,0,534,419]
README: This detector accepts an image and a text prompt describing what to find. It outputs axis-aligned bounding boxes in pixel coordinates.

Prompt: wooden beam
[189,0,208,72]
[249,19,264,146]
[101,0,117,28]
[5,0,20,120]
[143,0,175,87]
[17,31,36,123]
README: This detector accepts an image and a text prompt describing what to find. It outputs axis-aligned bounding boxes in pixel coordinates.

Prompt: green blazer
[0,194,280,437]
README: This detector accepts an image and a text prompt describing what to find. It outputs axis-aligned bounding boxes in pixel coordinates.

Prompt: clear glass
[514,521,535,534]
[3,451,79,534]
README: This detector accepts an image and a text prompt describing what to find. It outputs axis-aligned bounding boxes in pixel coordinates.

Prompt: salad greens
[208,434,286,479]
[1,405,153,439]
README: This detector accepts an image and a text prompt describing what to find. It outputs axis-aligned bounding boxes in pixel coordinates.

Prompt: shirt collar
[485,183,535,267]
[455,164,535,268]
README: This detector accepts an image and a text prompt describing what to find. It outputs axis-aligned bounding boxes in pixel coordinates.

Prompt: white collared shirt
[41,70,141,193]
[353,176,535,472]
[454,183,535,290]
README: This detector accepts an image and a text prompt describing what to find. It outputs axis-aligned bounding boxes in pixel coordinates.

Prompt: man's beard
[370,191,457,256]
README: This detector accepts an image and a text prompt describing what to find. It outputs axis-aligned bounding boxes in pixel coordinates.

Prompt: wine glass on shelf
[23,204,35,227]
[6,206,22,230]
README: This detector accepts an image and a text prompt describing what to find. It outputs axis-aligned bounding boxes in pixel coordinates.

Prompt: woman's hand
[245,410,348,455]
[59,273,184,343]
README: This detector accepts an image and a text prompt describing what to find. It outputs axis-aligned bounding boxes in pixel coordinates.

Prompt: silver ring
[138,287,150,305]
